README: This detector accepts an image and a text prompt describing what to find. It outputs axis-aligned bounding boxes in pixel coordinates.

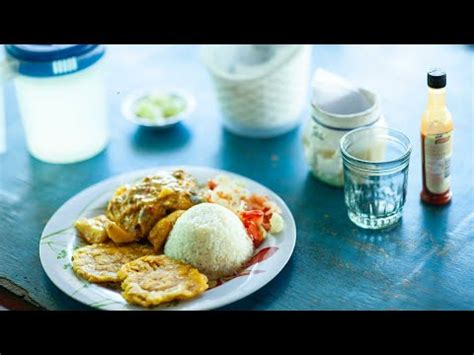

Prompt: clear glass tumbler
[340,127,412,229]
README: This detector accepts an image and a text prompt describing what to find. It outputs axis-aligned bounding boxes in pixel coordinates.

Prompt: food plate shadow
[131,124,192,153]
[42,274,92,311]
[218,255,296,310]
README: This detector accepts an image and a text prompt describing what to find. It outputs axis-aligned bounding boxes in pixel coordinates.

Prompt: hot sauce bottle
[420,69,453,205]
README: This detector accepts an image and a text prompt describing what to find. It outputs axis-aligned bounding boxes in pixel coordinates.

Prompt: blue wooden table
[0,45,473,310]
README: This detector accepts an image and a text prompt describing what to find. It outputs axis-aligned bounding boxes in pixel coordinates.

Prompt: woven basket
[203,45,312,138]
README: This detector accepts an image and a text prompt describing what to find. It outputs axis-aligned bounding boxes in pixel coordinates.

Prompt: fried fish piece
[105,170,200,243]
[148,210,186,252]
[72,243,155,283]
[74,215,109,244]
[117,255,208,307]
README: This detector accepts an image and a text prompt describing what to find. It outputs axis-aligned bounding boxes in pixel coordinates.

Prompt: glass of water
[340,127,412,229]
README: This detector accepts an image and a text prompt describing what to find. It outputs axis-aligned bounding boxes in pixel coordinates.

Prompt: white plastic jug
[0,48,7,154]
[0,84,5,155]
[1,45,108,164]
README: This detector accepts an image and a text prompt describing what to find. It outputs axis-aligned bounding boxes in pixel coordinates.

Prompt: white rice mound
[164,203,254,279]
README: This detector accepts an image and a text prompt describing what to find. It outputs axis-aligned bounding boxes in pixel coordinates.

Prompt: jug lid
[4,45,105,77]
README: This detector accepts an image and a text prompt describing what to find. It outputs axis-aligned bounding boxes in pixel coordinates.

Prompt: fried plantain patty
[117,255,208,307]
[72,243,155,283]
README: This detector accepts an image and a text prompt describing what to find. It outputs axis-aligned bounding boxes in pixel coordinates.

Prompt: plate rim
[39,165,296,310]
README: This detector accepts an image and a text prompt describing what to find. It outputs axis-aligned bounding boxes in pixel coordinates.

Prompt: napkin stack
[311,68,372,115]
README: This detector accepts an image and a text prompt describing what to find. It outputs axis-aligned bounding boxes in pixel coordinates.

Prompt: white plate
[39,166,296,310]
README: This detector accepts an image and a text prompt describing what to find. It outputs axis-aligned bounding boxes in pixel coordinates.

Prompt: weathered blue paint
[0,45,472,310]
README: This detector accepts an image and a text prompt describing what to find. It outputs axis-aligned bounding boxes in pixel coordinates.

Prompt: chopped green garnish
[134,93,187,121]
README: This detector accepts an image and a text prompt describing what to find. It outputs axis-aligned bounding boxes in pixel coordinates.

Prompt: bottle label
[424,131,452,194]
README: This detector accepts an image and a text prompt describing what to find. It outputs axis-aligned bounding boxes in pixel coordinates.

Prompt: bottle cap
[428,68,447,89]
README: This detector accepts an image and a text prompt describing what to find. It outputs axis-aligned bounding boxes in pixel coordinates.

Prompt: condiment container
[4,45,108,164]
[302,69,386,187]
[202,45,311,138]
[420,69,453,205]
[122,88,196,129]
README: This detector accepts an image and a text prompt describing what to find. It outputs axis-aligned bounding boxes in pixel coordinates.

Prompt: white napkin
[312,68,372,115]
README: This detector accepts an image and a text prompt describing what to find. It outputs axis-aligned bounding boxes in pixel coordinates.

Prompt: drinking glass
[340,127,412,229]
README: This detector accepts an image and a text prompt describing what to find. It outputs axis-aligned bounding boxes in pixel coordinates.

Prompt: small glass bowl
[121,88,196,129]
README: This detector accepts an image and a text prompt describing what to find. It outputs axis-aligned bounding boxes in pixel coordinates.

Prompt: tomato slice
[241,210,264,224]
[261,211,272,231]
[208,180,217,190]
[245,221,265,248]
